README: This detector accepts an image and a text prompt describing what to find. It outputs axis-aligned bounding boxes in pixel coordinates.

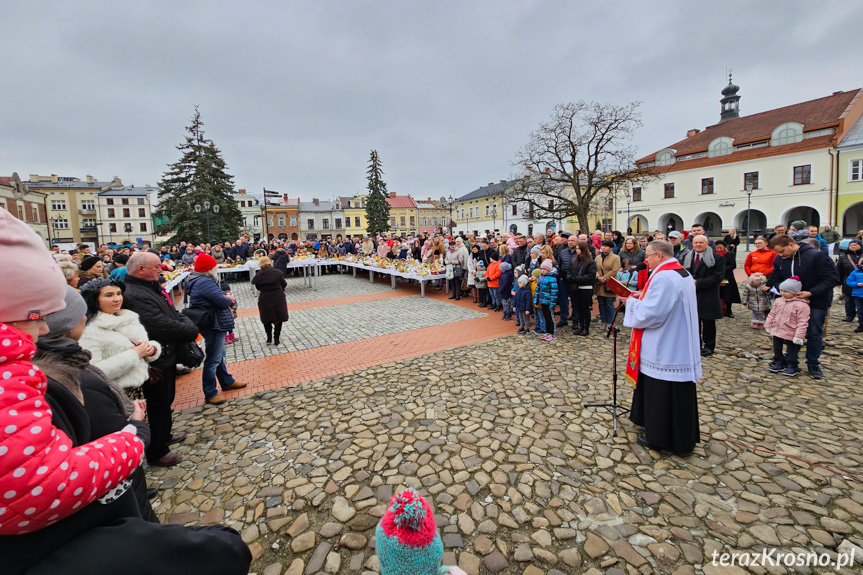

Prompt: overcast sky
[4,1,862,203]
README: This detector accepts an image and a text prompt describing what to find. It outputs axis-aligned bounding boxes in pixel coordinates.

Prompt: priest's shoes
[636,435,661,450]
[700,348,714,357]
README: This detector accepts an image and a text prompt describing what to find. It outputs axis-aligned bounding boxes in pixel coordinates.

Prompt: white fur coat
[79,310,162,389]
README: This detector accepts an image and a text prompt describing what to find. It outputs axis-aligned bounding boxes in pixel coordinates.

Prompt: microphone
[634,262,647,271]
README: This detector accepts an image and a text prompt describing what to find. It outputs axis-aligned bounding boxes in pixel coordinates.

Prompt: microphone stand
[583,302,630,437]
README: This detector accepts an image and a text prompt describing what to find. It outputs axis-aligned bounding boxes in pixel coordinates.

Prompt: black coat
[837,251,861,296]
[766,242,840,310]
[689,251,725,320]
[566,259,597,287]
[719,252,741,304]
[273,251,290,275]
[123,275,199,369]
[251,267,289,324]
[512,244,529,270]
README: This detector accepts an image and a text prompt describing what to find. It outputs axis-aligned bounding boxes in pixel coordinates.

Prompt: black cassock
[630,373,700,455]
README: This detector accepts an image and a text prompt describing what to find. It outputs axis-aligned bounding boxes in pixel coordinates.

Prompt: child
[486,258,502,312]
[474,261,488,308]
[512,265,526,326]
[846,262,863,332]
[534,259,559,340]
[498,261,514,320]
[617,259,638,290]
[764,276,810,377]
[514,275,532,334]
[220,280,239,344]
[741,272,771,329]
[530,268,544,334]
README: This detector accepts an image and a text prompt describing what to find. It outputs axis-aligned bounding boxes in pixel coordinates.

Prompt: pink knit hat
[540,259,554,272]
[0,208,67,322]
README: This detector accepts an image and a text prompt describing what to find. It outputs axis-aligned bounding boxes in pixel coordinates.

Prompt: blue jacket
[498,262,514,298]
[185,272,235,331]
[846,268,863,297]
[815,234,829,255]
[513,285,532,312]
[534,271,558,306]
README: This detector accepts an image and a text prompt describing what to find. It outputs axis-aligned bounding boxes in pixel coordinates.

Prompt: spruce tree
[364,150,391,237]
[155,106,242,245]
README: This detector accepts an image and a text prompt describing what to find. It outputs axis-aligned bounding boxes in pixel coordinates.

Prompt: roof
[338,196,353,208]
[0,177,10,187]
[98,186,156,197]
[637,89,862,164]
[839,112,863,149]
[299,200,334,212]
[386,194,416,209]
[415,201,438,210]
[27,178,117,189]
[456,180,517,202]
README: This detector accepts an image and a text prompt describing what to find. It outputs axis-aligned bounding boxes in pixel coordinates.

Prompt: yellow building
[342,194,368,238]
[386,193,417,235]
[28,174,123,246]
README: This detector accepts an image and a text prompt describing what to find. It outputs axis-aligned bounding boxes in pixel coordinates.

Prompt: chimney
[545,168,551,173]
[686,129,700,138]
[238,189,246,195]
[51,174,58,183]
[526,166,533,171]
[500,180,505,184]
[488,182,493,186]
[283,194,288,202]
[313,198,319,206]
[390,192,396,197]
[29,174,38,183]
[86,174,94,184]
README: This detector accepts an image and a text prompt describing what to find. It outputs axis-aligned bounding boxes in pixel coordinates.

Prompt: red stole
[625,260,685,387]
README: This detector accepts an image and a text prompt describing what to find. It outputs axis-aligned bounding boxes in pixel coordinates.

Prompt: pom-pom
[388,488,426,530]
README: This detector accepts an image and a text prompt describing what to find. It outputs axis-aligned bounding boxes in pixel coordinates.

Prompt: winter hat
[46,286,87,338]
[476,261,485,268]
[778,275,803,294]
[79,277,124,298]
[540,259,554,272]
[514,265,526,276]
[499,262,512,272]
[376,488,445,575]
[258,256,273,267]
[79,256,102,271]
[531,268,542,278]
[790,220,807,230]
[530,246,542,256]
[194,253,218,273]
[517,275,529,287]
[0,208,67,323]
[112,254,129,265]
[789,229,810,240]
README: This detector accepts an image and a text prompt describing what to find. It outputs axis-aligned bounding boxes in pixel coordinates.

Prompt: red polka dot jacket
[0,323,144,535]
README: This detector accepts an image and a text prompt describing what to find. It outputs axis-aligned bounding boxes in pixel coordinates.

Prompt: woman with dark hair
[611,230,625,253]
[78,278,161,402]
[567,241,597,336]
[251,256,289,345]
[78,256,106,288]
[411,238,422,260]
[714,241,741,318]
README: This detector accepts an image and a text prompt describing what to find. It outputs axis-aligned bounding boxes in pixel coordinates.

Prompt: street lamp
[626,190,632,236]
[447,195,455,234]
[491,203,497,233]
[744,181,754,252]
[194,200,220,244]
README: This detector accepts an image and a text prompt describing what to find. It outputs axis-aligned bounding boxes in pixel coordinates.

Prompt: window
[108,208,115,218]
[253,216,260,226]
[441,216,446,225]
[707,138,733,158]
[137,198,145,205]
[400,216,405,226]
[278,216,285,226]
[81,200,95,210]
[307,219,315,229]
[109,223,117,233]
[771,122,803,146]
[794,165,811,185]
[32,206,39,222]
[268,217,273,227]
[701,178,714,195]
[82,218,96,226]
[422,217,427,226]
[322,218,329,229]
[139,222,147,232]
[512,204,517,216]
[390,217,396,226]
[122,208,130,217]
[469,207,474,218]
[656,149,676,166]
[121,198,129,205]
[335,218,342,229]
[632,187,642,202]
[460,209,464,220]
[432,218,437,227]
[744,172,759,189]
[354,217,360,227]
[51,200,66,210]
[290,216,297,226]
[409,216,415,227]
[138,208,146,217]
[17,205,23,220]
[664,183,675,198]
[106,198,114,206]
[851,159,862,182]
[485,205,490,216]
[53,219,69,229]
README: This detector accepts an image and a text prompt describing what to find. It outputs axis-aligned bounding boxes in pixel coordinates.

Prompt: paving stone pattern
[217,273,395,309]
[149,298,863,575]
[222,296,484,362]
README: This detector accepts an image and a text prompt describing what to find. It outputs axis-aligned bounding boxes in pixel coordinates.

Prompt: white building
[97,184,158,245]
[623,78,863,246]
[233,189,264,240]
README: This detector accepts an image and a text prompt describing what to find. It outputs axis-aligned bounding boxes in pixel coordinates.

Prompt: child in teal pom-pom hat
[376,488,466,575]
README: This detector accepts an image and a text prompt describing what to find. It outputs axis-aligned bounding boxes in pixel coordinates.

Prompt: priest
[619,240,702,455]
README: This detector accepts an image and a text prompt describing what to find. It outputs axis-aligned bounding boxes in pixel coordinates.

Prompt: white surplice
[623,257,702,383]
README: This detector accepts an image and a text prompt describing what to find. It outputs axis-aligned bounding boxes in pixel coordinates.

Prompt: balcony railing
[78,208,96,215]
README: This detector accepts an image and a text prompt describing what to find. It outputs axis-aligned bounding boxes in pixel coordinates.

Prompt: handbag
[176,340,205,369]
[181,278,215,330]
[453,266,465,279]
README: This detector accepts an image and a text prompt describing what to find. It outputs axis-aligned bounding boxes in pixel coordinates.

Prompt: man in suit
[682,235,724,356]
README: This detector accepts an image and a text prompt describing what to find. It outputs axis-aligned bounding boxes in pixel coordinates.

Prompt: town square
[2,2,863,575]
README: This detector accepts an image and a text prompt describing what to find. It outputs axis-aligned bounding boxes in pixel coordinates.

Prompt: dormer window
[708,137,734,158]
[655,149,676,166]
[771,122,803,146]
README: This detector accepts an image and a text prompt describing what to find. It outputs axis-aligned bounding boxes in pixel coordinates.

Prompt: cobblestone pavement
[149,295,863,575]
[216,273,395,310]
[222,297,484,362]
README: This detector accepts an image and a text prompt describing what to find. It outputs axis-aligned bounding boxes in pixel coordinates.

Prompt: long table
[315,260,447,297]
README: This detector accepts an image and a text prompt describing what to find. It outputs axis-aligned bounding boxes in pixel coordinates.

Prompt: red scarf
[625,259,685,387]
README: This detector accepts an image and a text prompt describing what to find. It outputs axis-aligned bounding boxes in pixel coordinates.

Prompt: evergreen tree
[364,150,391,237]
[155,106,242,245]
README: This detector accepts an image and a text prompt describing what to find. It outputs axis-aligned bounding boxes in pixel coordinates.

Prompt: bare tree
[507,101,656,233]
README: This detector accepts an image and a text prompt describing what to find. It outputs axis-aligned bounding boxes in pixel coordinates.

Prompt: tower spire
[719,71,740,123]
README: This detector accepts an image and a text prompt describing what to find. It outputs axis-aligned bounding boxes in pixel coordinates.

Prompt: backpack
[181,277,215,330]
